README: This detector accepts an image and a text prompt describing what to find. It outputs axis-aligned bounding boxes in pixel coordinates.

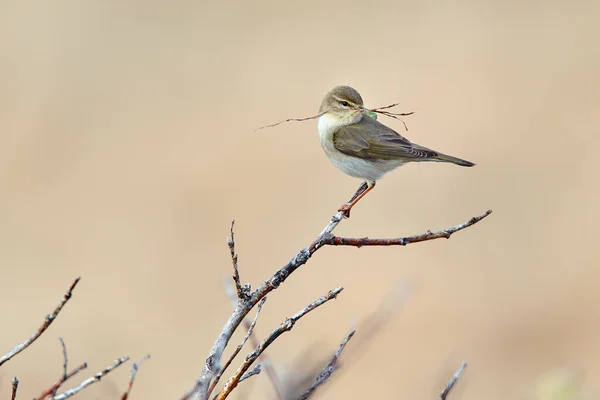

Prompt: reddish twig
[254,103,414,132]
[34,336,91,400]
[11,377,18,400]
[215,287,344,400]
[35,362,88,400]
[121,354,151,400]
[367,103,415,131]
[0,277,81,367]
[324,210,492,248]
[254,112,327,131]
[51,356,130,400]
[439,362,467,400]
[295,330,356,400]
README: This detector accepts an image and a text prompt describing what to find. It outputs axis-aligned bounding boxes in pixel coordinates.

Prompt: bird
[317,85,474,217]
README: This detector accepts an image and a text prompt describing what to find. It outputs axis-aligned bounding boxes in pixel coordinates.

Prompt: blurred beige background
[1,1,599,399]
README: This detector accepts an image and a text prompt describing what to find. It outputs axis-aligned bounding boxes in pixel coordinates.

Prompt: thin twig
[50,356,130,400]
[215,287,344,400]
[59,337,68,379]
[367,104,415,131]
[208,297,267,395]
[254,103,414,132]
[35,362,88,400]
[0,277,81,367]
[439,362,467,400]
[228,220,248,301]
[186,184,491,400]
[239,364,261,383]
[121,354,151,400]
[11,377,18,400]
[34,321,90,399]
[276,282,414,398]
[254,112,327,131]
[295,330,356,400]
[324,210,493,248]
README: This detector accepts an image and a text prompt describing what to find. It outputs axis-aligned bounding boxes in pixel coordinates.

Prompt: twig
[50,356,130,400]
[367,103,415,131]
[208,297,267,395]
[35,362,88,399]
[254,103,414,132]
[186,183,490,400]
[276,282,414,398]
[0,277,81,367]
[210,365,262,400]
[323,210,493,248]
[295,330,356,400]
[254,112,327,131]
[11,377,18,400]
[439,362,467,400]
[59,337,68,380]
[121,354,151,400]
[228,220,248,301]
[215,287,344,400]
[34,337,89,399]
[239,364,261,383]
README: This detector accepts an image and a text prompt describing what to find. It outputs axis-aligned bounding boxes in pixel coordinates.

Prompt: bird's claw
[338,204,352,219]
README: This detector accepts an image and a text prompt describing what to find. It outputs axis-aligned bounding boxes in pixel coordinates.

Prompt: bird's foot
[338,203,352,219]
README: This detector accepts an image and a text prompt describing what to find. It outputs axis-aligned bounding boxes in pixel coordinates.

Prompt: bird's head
[319,86,366,126]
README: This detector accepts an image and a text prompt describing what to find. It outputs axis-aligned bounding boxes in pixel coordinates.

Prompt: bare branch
[0,277,81,367]
[324,210,492,248]
[34,337,89,399]
[187,183,490,399]
[121,354,151,400]
[215,287,344,400]
[185,204,349,399]
[295,330,356,400]
[222,278,285,400]
[11,377,18,400]
[439,362,467,400]
[208,297,267,395]
[50,356,130,400]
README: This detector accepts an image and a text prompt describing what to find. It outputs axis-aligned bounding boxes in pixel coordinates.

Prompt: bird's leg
[338,181,376,218]
[347,181,369,204]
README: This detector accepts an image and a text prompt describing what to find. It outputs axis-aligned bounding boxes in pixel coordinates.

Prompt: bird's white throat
[318,112,363,140]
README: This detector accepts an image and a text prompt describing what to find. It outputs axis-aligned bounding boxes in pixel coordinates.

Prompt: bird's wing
[332,115,440,161]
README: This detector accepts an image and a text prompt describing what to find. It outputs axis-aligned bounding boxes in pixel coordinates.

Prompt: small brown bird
[318,86,474,216]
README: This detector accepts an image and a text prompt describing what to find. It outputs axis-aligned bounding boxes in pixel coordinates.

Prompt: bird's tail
[434,153,475,167]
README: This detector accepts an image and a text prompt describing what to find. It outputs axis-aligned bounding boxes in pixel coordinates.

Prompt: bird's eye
[340,101,350,107]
